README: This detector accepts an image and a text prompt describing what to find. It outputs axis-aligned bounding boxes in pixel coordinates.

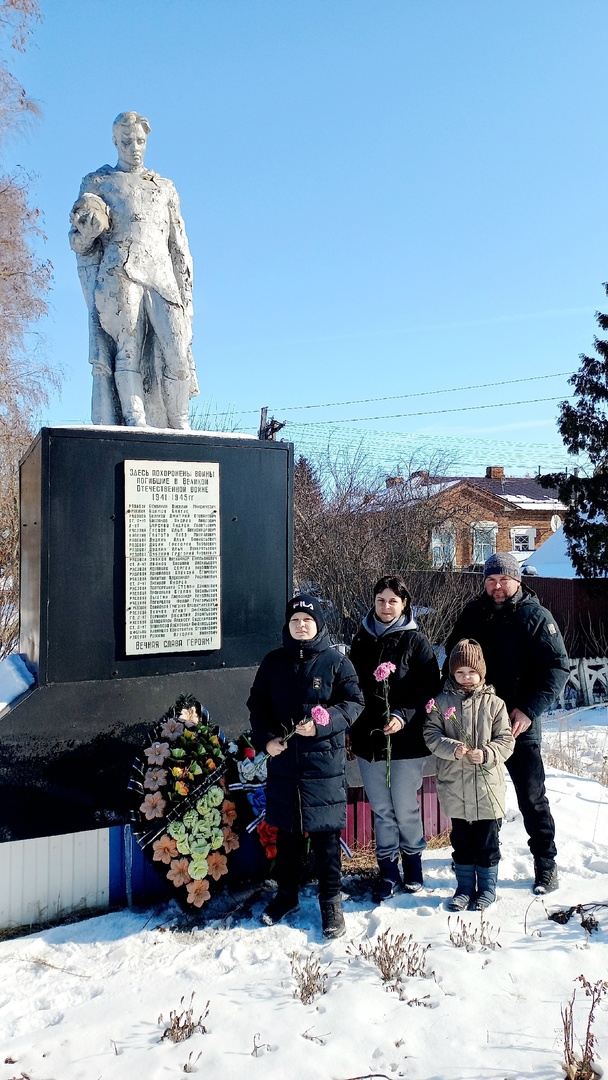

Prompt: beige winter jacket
[423,680,514,821]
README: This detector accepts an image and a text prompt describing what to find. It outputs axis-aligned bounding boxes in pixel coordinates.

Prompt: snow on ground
[0,708,607,1080]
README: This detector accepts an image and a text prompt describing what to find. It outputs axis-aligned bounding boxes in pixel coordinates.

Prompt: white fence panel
[0,829,109,930]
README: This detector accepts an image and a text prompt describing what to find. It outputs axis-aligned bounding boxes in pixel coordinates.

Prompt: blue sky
[9,0,608,475]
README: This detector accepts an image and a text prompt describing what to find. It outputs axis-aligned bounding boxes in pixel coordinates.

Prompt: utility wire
[273,371,573,412]
[285,395,569,425]
[202,370,573,417]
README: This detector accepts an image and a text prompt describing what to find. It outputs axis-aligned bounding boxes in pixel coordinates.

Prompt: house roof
[522,527,578,578]
[430,474,566,512]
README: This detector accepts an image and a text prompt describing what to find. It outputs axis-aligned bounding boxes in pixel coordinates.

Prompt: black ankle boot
[373,856,402,902]
[401,852,424,893]
[320,897,345,939]
[533,859,558,895]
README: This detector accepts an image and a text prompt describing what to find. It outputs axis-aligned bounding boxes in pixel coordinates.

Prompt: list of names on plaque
[124,459,221,655]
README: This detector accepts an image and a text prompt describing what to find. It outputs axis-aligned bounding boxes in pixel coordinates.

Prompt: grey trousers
[358,756,426,861]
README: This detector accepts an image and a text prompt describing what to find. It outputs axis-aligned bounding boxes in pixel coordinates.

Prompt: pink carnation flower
[373,661,396,682]
[425,698,435,714]
[311,706,330,727]
[445,706,456,720]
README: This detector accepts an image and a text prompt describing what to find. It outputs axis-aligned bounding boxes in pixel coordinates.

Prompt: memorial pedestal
[0,426,292,842]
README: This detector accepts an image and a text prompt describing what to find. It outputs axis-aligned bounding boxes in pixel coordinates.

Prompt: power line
[286,395,568,425]
[273,371,573,412]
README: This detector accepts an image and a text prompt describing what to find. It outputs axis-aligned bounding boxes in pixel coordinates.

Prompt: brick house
[416,466,566,570]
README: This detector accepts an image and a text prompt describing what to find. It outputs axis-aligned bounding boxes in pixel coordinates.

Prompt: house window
[431,527,456,568]
[510,527,536,552]
[471,521,497,564]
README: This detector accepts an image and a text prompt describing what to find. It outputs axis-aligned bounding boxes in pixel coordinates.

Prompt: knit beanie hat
[285,593,326,633]
[483,552,521,582]
[449,638,486,681]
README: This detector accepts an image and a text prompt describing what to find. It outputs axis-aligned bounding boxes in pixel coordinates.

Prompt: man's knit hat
[285,593,325,632]
[483,552,521,582]
[449,638,486,680]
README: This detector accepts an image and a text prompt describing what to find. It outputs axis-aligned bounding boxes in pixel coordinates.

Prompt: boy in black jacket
[248,594,364,938]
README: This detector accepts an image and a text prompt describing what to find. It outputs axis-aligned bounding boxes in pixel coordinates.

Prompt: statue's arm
[167,183,194,317]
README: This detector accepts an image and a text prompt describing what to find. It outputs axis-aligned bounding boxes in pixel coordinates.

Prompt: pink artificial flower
[144,741,171,766]
[186,878,210,907]
[167,858,192,888]
[160,717,184,741]
[143,767,168,792]
[373,661,397,682]
[425,699,435,714]
[152,834,178,864]
[139,792,167,820]
[445,706,457,720]
[311,706,331,727]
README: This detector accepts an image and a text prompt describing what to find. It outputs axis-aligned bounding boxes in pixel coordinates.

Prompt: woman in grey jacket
[424,639,514,910]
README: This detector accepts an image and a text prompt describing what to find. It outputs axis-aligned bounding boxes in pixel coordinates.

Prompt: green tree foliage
[539,293,608,578]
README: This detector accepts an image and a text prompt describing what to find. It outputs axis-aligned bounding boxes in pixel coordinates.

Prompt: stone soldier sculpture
[69,111,199,428]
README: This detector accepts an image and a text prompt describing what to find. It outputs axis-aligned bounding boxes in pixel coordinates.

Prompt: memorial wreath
[129,695,277,908]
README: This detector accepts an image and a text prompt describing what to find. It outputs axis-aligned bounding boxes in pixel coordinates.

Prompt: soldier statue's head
[112,111,151,171]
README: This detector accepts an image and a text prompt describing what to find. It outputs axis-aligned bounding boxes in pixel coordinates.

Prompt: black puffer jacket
[444,584,569,742]
[349,612,440,762]
[248,625,364,833]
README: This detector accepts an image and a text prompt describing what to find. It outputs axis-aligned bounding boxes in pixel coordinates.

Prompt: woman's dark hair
[372,574,411,605]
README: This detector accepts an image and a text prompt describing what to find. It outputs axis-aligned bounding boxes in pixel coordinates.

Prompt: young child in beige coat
[424,639,514,910]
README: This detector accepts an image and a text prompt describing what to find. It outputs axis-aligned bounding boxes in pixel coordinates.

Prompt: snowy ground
[0,707,607,1080]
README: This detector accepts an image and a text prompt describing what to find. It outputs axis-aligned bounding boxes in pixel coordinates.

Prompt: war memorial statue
[69,111,199,429]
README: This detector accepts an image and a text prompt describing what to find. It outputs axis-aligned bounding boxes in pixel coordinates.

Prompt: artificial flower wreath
[129,695,277,908]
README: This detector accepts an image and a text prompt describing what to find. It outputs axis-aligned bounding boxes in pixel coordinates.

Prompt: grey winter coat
[423,680,515,821]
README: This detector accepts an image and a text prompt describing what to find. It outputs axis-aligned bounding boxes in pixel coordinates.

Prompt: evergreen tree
[539,291,608,577]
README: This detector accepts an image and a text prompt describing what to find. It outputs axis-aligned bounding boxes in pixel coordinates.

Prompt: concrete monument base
[0,426,292,842]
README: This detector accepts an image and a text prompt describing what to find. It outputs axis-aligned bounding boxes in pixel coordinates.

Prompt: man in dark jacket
[444,552,569,894]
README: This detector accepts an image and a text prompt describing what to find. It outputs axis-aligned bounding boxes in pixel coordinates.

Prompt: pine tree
[539,291,608,577]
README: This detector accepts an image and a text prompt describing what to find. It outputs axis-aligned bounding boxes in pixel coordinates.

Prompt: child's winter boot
[320,896,345,939]
[373,856,402,902]
[401,852,424,893]
[472,864,498,909]
[447,863,476,911]
[261,890,299,925]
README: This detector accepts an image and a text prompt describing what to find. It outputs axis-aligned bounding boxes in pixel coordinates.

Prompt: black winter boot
[320,897,345,939]
[472,864,498,909]
[401,852,424,893]
[533,859,559,894]
[261,890,299,925]
[373,856,402,902]
[447,863,476,911]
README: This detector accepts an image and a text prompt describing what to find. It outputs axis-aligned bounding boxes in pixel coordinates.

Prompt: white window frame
[431,526,456,568]
[510,526,536,552]
[471,520,497,564]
